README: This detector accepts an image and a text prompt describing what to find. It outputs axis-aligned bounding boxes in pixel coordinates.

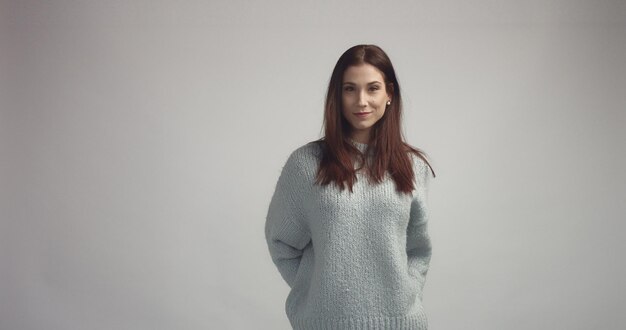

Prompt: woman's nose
[358,91,368,106]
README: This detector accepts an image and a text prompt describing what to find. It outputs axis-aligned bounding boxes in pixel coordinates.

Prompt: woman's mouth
[354,112,371,118]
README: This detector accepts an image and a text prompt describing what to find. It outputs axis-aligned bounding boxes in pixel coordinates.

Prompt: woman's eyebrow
[342,81,382,85]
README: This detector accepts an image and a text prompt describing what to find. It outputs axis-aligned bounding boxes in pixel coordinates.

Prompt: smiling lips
[354,112,371,118]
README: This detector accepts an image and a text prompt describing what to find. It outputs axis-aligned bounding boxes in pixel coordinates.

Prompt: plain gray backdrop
[1,1,625,329]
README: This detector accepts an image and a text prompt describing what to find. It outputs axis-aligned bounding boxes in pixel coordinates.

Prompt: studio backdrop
[1,1,624,329]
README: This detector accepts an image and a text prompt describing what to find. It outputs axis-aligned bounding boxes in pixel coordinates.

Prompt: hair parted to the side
[309,44,436,194]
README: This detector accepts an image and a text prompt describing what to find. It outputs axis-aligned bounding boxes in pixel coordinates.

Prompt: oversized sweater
[265,139,433,330]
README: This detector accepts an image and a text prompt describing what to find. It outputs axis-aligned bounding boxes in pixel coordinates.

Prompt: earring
[386,100,391,105]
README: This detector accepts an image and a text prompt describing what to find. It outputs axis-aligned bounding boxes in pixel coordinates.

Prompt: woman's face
[341,63,392,142]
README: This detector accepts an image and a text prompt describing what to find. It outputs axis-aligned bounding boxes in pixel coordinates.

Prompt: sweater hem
[288,310,428,330]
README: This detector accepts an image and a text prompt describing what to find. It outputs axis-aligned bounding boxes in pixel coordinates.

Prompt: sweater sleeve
[265,150,312,288]
[406,156,433,300]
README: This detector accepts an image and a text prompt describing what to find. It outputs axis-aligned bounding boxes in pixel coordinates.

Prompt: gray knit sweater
[265,139,433,330]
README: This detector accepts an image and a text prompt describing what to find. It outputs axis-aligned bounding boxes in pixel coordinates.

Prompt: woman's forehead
[342,64,385,83]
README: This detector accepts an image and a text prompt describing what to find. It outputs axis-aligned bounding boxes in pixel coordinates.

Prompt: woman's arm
[265,150,311,288]
[406,157,433,300]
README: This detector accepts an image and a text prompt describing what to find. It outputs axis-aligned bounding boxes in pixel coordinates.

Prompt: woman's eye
[343,86,379,92]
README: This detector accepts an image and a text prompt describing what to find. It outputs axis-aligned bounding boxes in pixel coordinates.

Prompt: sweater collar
[349,138,369,153]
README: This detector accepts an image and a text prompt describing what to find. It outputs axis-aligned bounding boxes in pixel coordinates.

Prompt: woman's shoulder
[403,142,435,180]
[289,140,324,161]
[282,140,323,175]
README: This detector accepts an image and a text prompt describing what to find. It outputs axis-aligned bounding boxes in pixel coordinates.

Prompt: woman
[265,44,436,330]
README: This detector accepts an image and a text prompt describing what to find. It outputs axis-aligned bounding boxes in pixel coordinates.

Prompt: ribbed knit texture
[265,139,433,330]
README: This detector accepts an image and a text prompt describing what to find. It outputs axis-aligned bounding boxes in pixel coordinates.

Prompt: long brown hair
[311,44,436,194]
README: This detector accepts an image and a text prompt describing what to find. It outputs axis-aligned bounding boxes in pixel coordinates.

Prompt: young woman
[265,44,436,330]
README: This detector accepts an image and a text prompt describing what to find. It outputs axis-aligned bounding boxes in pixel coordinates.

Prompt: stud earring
[386,100,391,105]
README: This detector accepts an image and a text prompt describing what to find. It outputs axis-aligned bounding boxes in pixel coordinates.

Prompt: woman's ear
[386,82,394,101]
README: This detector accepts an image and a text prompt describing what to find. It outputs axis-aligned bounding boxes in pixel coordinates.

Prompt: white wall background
[1,1,625,329]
